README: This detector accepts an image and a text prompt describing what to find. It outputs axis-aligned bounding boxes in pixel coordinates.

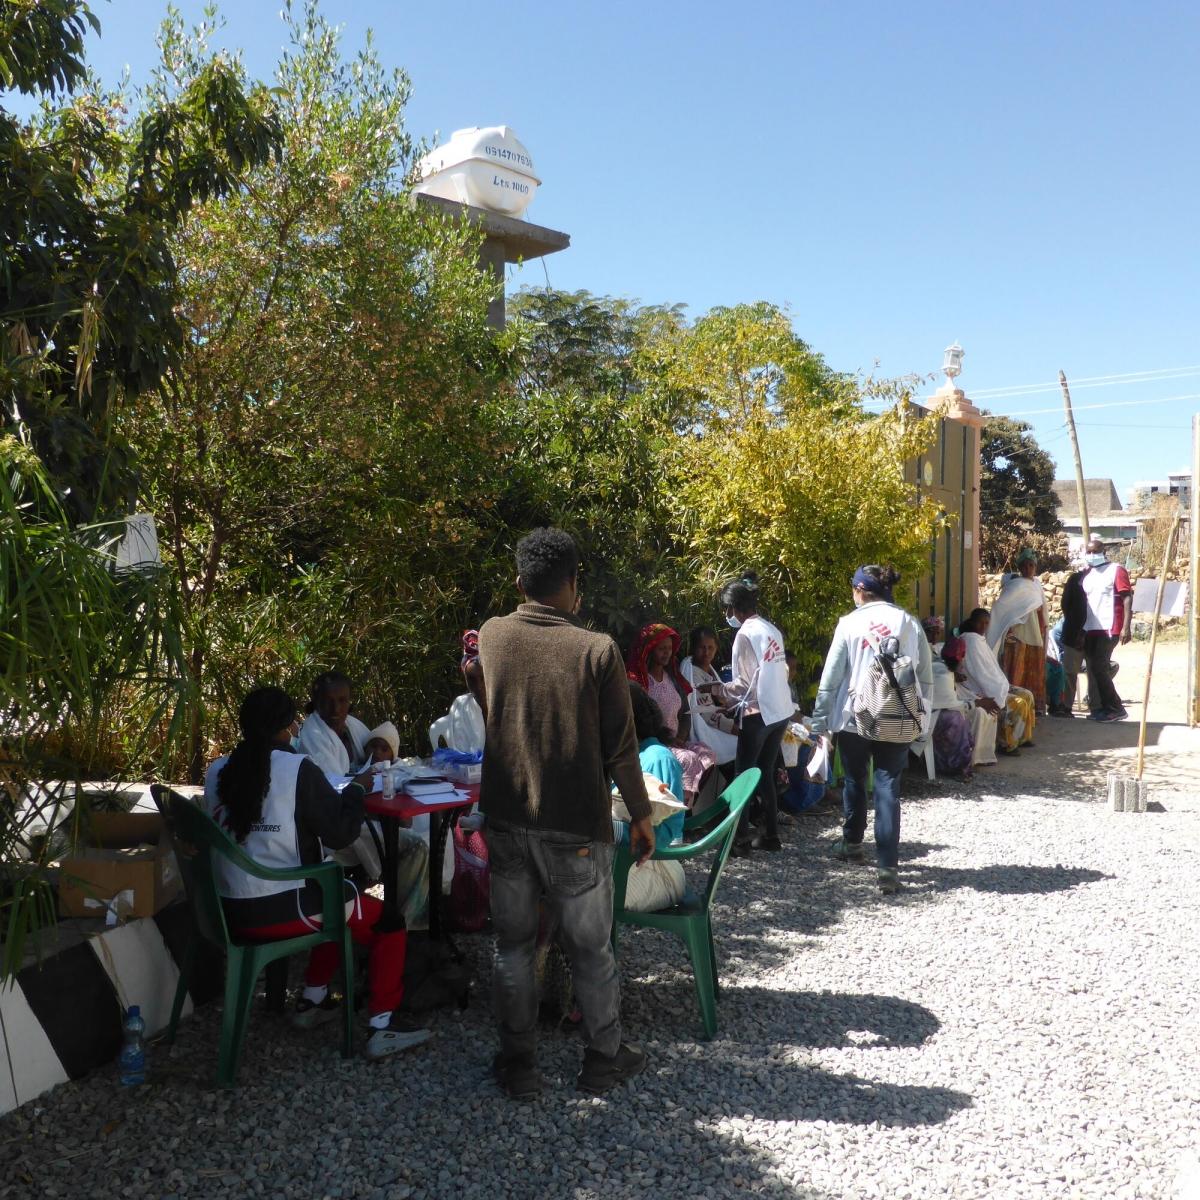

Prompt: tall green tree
[1,0,281,517]
[122,5,510,776]
[643,300,854,428]
[671,383,945,679]
[979,415,1062,569]
[1,0,277,977]
[503,290,699,640]
[509,288,685,401]
[503,292,943,675]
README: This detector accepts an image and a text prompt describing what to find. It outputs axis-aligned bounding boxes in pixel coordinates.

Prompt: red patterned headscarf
[625,623,692,694]
[460,629,480,673]
[941,635,967,667]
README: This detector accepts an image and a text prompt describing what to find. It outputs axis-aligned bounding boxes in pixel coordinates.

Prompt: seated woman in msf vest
[203,686,431,1060]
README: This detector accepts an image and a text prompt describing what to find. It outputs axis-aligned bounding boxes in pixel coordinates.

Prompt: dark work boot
[576,1042,646,1094]
[493,1052,543,1101]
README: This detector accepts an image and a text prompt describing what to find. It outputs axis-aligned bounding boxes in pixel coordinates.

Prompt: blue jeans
[781,745,826,813]
[486,820,621,1060]
[836,731,909,870]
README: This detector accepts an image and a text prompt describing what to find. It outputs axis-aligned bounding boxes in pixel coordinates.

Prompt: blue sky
[24,1,1200,499]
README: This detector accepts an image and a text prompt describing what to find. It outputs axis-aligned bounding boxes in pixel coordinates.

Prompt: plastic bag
[446,821,490,933]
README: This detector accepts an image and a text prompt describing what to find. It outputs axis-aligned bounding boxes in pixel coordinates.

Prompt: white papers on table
[407,788,471,806]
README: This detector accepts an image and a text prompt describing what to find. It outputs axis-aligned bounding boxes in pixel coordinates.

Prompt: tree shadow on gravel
[901,716,1197,802]
[0,935,963,1200]
[622,976,943,1051]
[903,862,1111,895]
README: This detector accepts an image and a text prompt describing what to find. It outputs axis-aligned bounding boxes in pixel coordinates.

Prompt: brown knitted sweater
[478,603,650,841]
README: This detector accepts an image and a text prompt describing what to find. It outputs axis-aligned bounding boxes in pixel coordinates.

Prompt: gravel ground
[4,654,1199,1200]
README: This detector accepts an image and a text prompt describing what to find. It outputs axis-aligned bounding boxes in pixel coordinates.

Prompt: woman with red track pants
[203,686,431,1059]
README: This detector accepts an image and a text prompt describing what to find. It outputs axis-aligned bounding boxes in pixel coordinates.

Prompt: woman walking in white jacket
[810,565,932,894]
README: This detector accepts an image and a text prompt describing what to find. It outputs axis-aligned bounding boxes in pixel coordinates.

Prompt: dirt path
[988,638,1200,807]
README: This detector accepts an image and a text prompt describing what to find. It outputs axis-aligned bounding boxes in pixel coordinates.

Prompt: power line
[970,364,1200,399]
[1002,390,1200,417]
[979,369,1200,401]
[1075,420,1193,429]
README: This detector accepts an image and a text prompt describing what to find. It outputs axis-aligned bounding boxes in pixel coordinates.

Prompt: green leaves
[1,0,275,976]
[979,415,1062,570]
[0,0,98,96]
[1,0,281,518]
[676,396,945,680]
[121,4,503,769]
[0,432,191,978]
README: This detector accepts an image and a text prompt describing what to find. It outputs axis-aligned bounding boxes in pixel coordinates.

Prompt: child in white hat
[363,721,400,765]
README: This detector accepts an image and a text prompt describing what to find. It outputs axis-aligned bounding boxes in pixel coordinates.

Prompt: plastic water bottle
[381,762,395,801]
[118,1005,146,1086]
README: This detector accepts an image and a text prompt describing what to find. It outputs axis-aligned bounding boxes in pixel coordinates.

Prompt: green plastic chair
[611,768,760,1040]
[158,788,355,1087]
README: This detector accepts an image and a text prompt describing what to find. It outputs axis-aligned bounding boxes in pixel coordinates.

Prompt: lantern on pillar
[942,341,965,385]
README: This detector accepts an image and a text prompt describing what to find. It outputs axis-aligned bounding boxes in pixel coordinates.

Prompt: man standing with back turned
[479,528,654,1099]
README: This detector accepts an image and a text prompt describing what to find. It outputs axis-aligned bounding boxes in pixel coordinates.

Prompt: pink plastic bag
[447,822,490,933]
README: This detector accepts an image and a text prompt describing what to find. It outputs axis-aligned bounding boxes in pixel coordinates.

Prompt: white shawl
[987,575,1045,652]
[679,657,740,764]
[297,710,372,775]
[959,632,1010,707]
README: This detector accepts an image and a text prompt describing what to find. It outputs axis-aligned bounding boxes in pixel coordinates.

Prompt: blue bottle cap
[128,1005,140,1017]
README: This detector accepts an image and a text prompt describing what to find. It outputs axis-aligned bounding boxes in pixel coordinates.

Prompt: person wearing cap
[986,548,1049,716]
[810,565,932,895]
[360,718,430,930]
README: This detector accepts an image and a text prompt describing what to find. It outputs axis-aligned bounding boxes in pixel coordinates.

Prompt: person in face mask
[719,573,792,854]
[1078,537,1133,721]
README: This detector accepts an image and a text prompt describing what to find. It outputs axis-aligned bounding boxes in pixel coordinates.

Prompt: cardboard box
[57,812,182,920]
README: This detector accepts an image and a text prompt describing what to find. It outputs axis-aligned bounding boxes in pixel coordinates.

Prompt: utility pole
[1060,370,1090,544]
[1190,412,1199,726]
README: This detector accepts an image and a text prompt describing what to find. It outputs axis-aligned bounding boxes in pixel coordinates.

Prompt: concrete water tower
[413,125,569,328]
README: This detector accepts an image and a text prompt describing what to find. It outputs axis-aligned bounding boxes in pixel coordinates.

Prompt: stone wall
[978,559,1190,623]
[978,571,1071,617]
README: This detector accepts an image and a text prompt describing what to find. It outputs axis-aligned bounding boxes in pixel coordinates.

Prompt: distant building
[1128,471,1192,512]
[1051,478,1137,541]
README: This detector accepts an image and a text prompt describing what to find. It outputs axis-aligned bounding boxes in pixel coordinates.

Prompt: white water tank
[414,126,540,219]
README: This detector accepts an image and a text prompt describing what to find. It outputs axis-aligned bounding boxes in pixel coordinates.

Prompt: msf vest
[203,750,307,900]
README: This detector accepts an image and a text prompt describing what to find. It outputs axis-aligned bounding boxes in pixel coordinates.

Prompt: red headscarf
[460,629,480,673]
[941,635,967,667]
[625,623,692,694]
